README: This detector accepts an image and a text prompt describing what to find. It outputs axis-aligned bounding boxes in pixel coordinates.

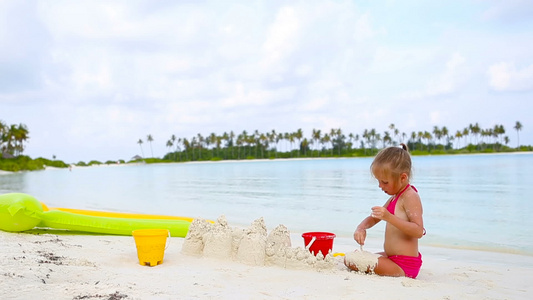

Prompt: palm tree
[253,130,261,158]
[259,133,268,158]
[5,124,17,155]
[514,121,523,149]
[240,130,248,158]
[247,134,256,157]
[312,129,321,156]
[348,133,354,150]
[441,126,449,148]
[277,133,283,154]
[481,128,490,149]
[335,128,343,155]
[423,131,432,151]
[433,126,442,147]
[229,131,236,158]
[374,133,382,151]
[8,123,29,156]
[222,132,230,159]
[209,132,217,158]
[394,128,400,144]
[137,139,144,158]
[470,123,481,146]
[216,135,223,158]
[0,122,5,155]
[0,120,6,151]
[388,124,396,144]
[236,134,243,159]
[329,128,336,150]
[170,134,177,158]
[191,136,197,160]
[295,128,303,157]
[266,131,274,158]
[462,128,469,146]
[454,130,463,149]
[410,131,417,150]
[383,131,391,148]
[182,138,190,160]
[322,133,331,156]
[283,132,290,154]
[494,124,505,147]
[288,133,296,157]
[197,133,204,160]
[269,130,277,158]
[176,138,183,161]
[369,129,378,150]
[166,139,173,158]
[146,134,154,158]
[301,138,310,156]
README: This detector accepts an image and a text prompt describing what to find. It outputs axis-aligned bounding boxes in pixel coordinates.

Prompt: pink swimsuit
[386,184,417,214]
[385,184,423,279]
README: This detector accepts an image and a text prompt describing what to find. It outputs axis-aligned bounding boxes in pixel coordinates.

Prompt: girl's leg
[373,256,405,277]
[344,252,405,277]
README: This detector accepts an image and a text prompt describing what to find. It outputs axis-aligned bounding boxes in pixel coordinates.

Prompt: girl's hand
[353,228,366,245]
[371,206,390,221]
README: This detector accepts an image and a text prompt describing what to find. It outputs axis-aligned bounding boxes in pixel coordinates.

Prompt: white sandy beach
[2,159,533,299]
[1,226,532,300]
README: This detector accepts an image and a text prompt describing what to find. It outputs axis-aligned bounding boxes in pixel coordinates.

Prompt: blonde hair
[371,143,412,180]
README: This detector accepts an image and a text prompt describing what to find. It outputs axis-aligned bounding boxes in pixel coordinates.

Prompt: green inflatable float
[0,193,191,237]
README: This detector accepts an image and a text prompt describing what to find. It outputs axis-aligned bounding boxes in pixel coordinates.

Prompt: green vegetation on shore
[148,121,529,162]
[1,120,530,172]
[160,143,532,163]
[0,156,130,172]
[0,156,69,172]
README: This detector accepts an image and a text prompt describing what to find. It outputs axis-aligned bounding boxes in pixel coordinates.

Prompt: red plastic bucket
[302,232,336,256]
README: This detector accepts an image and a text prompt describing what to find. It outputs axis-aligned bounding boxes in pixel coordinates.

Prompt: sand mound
[182,215,336,270]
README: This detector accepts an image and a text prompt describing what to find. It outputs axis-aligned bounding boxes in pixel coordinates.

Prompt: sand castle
[181,216,340,270]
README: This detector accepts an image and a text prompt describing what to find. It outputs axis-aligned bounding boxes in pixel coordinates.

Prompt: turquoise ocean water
[1,153,531,255]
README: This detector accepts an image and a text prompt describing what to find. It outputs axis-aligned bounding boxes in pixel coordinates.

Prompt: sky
[1,0,532,163]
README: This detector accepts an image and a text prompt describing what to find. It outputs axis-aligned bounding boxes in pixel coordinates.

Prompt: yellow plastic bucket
[132,229,170,267]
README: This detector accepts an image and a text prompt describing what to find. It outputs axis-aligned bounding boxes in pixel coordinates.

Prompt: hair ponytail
[400,143,409,152]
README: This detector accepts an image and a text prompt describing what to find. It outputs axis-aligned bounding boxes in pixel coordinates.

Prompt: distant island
[1,120,530,172]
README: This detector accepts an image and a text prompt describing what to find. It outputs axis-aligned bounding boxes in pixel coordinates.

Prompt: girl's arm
[354,198,393,245]
[353,215,381,245]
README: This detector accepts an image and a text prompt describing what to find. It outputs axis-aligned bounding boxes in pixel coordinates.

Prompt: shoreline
[1,230,531,299]
[151,150,533,165]
[2,151,532,173]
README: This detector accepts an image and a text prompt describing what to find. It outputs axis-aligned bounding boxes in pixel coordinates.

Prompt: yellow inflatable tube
[0,193,200,237]
[45,206,195,222]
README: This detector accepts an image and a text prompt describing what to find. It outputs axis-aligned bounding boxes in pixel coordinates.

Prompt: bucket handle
[165,230,171,250]
[305,236,316,251]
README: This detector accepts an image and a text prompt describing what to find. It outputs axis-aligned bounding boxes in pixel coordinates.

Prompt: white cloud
[353,13,383,41]
[488,62,533,91]
[430,111,442,124]
[481,0,533,22]
[397,52,468,100]
[426,52,467,96]
[71,60,113,92]
[261,6,301,69]
[371,46,434,73]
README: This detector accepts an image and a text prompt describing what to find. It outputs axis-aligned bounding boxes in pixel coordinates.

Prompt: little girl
[345,144,425,278]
